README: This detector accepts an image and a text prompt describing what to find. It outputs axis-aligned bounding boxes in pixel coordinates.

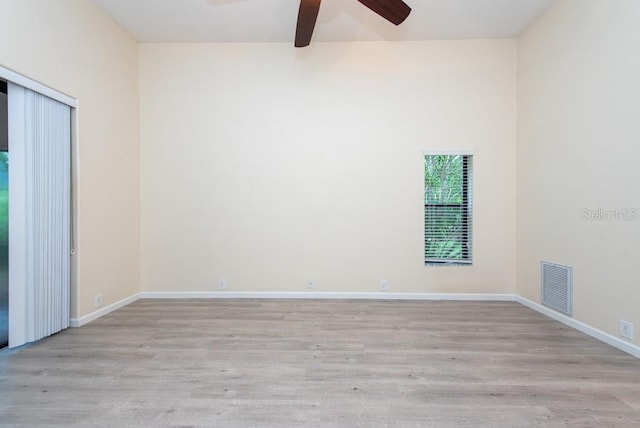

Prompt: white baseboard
[139,291,516,301]
[68,291,639,359]
[71,292,513,328]
[516,296,640,358]
[69,293,141,327]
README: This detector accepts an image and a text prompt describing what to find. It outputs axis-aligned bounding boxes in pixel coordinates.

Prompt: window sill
[425,260,473,267]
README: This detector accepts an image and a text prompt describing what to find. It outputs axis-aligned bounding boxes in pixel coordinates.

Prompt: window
[424,153,473,265]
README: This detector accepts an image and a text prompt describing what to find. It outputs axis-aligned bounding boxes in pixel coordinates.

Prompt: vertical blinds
[424,154,473,265]
[8,84,70,347]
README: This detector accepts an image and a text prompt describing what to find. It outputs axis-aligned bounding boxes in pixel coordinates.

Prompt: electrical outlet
[307,280,315,289]
[380,280,388,291]
[620,320,634,340]
[95,294,103,308]
[218,278,227,290]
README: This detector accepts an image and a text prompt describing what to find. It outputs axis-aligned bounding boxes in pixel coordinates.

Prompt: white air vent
[541,261,573,316]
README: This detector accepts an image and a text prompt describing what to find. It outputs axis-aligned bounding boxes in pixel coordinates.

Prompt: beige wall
[517,0,640,344]
[139,41,517,294]
[0,0,141,317]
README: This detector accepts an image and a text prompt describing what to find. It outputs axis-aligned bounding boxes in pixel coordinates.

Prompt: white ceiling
[90,0,555,44]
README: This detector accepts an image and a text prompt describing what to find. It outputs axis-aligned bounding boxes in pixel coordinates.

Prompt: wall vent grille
[541,261,573,316]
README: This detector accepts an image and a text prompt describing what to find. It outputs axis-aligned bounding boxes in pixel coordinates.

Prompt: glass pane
[0,155,7,349]
[0,82,7,348]
[424,155,464,204]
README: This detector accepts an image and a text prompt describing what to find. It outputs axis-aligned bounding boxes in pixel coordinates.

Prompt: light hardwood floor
[1,299,639,427]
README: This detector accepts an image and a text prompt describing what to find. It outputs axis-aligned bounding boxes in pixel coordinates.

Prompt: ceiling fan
[295,0,412,47]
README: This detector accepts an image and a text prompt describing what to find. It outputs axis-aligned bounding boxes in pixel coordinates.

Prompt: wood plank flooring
[1,299,639,427]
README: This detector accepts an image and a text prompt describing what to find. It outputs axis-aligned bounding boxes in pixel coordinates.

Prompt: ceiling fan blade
[357,0,411,25]
[295,0,322,48]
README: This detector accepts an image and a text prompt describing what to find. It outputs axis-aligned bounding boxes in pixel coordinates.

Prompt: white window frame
[424,150,474,266]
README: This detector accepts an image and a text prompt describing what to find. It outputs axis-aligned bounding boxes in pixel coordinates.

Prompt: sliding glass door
[7,82,71,348]
[0,81,7,349]
[0,66,75,349]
